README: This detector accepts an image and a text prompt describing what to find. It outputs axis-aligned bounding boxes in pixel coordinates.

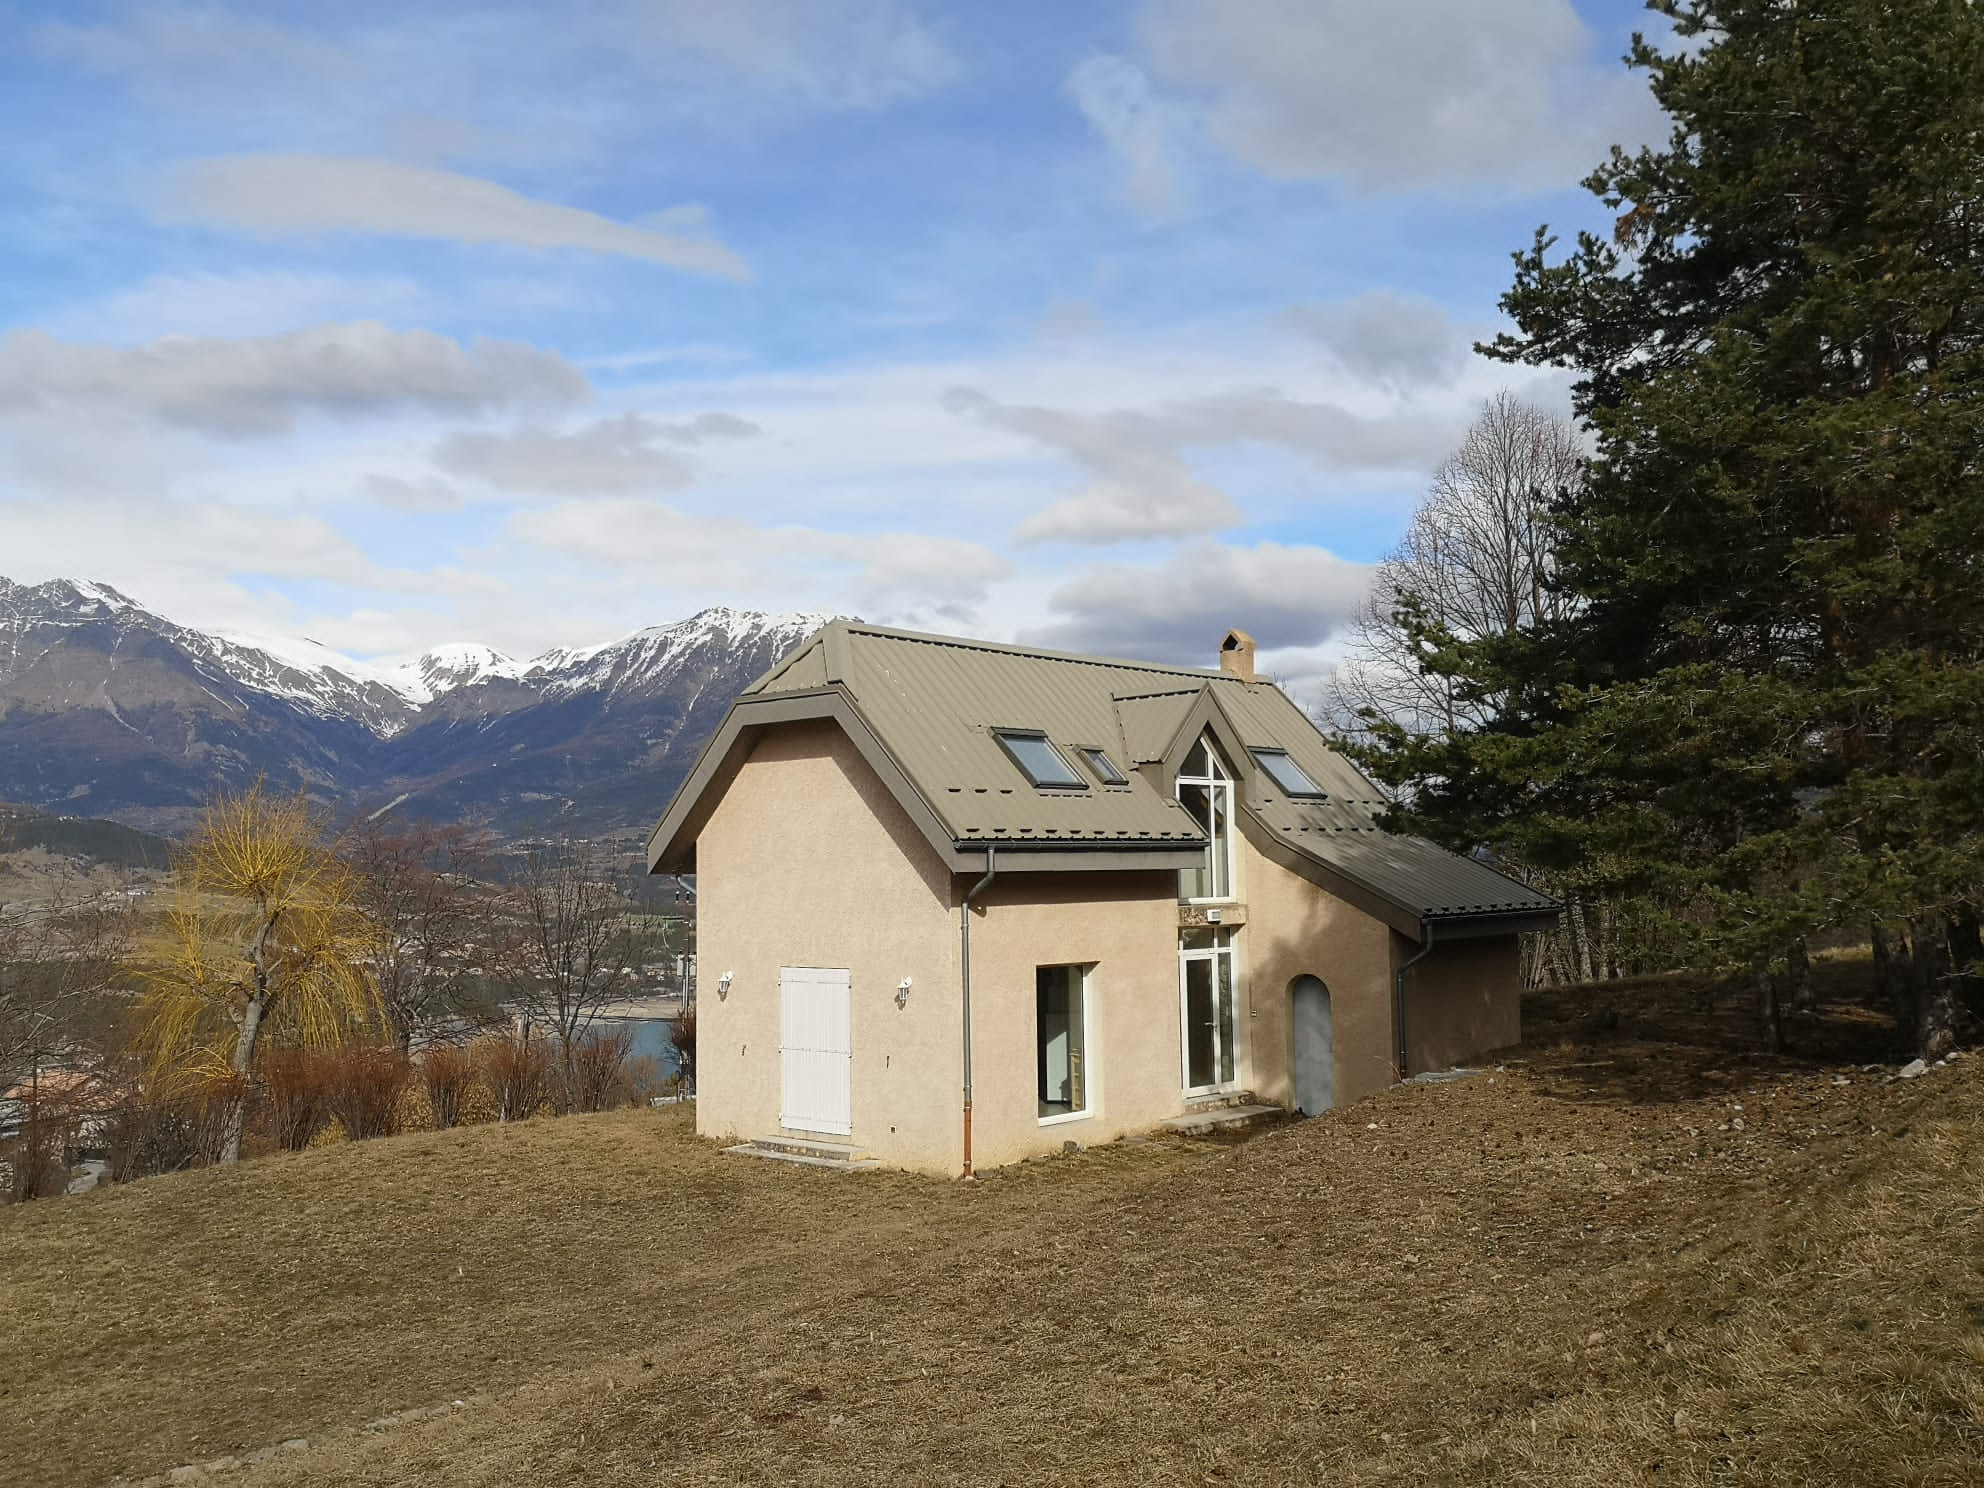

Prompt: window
[1036,965,1091,1121]
[1178,929,1238,1093]
[1251,747,1326,799]
[995,730,1085,789]
[1176,733,1234,901]
[1077,745,1127,786]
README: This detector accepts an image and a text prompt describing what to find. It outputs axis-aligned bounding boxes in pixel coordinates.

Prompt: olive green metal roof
[654,621,1558,928]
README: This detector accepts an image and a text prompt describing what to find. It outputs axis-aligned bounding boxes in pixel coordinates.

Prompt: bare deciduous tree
[1328,391,1583,736]
[497,842,647,1108]
[343,819,490,1052]
[1,875,131,1097]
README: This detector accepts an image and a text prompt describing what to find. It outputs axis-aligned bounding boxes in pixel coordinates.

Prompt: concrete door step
[1162,1103,1284,1138]
[724,1137,879,1171]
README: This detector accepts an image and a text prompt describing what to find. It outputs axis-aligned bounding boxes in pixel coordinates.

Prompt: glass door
[1178,929,1237,1094]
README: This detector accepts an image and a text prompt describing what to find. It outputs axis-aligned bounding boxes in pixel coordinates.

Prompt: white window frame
[1177,928,1242,1096]
[1036,964,1099,1128]
[1175,733,1237,904]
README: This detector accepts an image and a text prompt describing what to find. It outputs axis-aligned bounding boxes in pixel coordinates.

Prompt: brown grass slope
[2,975,1980,1487]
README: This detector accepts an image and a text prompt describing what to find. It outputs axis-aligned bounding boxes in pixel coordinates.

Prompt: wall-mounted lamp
[716,970,734,1001]
[895,975,913,1009]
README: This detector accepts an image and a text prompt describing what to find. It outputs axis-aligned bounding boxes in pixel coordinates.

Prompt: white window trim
[1036,964,1099,1126]
[1177,734,1237,905]
[1177,930,1243,1097]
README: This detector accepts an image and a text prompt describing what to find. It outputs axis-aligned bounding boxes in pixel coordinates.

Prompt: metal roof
[660,621,1558,925]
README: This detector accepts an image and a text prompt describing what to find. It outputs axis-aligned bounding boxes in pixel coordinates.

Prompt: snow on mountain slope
[0,576,832,734]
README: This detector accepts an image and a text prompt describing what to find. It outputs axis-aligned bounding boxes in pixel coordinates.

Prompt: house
[647,621,1557,1176]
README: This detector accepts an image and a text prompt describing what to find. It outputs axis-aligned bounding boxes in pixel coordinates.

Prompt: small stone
[1586,1330,1605,1347]
[1731,1117,1744,1131]
[1898,1058,1928,1079]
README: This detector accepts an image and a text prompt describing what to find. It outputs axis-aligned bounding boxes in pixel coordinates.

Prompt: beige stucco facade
[694,719,1524,1176]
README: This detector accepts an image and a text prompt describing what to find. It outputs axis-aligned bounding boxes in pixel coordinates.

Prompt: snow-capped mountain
[0,575,838,839]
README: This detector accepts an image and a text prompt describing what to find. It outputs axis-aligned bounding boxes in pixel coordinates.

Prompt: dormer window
[995,730,1086,789]
[1076,746,1127,786]
[1250,747,1326,799]
[1176,734,1234,901]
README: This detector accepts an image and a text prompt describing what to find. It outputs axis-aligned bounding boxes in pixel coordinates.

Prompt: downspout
[959,846,998,1179]
[1394,919,1437,1079]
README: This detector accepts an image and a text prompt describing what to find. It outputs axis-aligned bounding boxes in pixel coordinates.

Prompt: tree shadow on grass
[1510,954,1899,1106]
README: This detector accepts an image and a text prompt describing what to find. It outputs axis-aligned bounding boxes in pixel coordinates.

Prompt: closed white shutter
[780,966,852,1136]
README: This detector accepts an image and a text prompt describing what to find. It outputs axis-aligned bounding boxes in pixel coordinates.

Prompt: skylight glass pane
[997,731,1084,787]
[1079,747,1127,785]
[1252,748,1325,798]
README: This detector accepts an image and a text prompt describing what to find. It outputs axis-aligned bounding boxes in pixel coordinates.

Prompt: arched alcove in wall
[1289,975,1335,1115]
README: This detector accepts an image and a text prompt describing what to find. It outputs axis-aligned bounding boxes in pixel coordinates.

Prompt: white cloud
[507,498,1008,612]
[37,6,354,110]
[45,270,430,345]
[435,412,760,495]
[1065,55,1189,218]
[944,384,1457,545]
[1279,292,1475,394]
[160,156,751,280]
[610,0,956,109]
[364,473,462,514]
[0,323,587,438]
[1127,0,1660,192]
[1023,540,1373,662]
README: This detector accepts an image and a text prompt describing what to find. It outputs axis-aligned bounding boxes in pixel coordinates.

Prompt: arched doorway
[1290,975,1334,1114]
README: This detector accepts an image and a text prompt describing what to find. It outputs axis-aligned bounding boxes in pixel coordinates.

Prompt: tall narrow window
[1036,965,1089,1121]
[1178,928,1238,1093]
[1176,734,1234,901]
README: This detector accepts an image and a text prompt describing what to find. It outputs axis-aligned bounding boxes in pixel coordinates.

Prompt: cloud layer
[1076,0,1660,200]
[0,323,586,437]
[1024,540,1372,662]
[161,156,751,279]
[435,412,760,495]
[946,383,1459,545]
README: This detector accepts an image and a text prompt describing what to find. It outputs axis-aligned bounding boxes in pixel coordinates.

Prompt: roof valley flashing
[647,621,1560,939]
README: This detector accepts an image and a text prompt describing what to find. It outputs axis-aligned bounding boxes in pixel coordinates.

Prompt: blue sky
[0,0,1668,693]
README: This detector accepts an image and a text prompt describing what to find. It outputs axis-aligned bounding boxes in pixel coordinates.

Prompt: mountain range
[0,576,834,843]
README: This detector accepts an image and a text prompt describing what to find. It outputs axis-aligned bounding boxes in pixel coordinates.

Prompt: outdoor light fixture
[896,976,913,1009]
[717,970,734,1000]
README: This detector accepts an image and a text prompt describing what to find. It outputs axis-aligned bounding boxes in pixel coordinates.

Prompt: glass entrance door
[1178,929,1237,1093]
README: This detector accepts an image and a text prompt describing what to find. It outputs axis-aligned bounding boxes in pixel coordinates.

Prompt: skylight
[1077,746,1127,786]
[1251,747,1326,799]
[995,730,1085,789]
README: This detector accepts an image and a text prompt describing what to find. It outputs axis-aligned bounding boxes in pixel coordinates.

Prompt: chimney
[1218,628,1256,685]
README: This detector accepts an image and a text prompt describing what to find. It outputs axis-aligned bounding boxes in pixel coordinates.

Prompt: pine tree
[1363,0,1984,1055]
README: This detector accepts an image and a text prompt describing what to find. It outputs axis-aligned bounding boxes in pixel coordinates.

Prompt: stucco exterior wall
[1233,830,1402,1110]
[1400,933,1524,1075]
[962,871,1182,1169]
[694,720,963,1171]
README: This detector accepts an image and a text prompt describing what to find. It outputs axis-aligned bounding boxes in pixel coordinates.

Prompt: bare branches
[342,819,491,1052]
[1328,392,1583,736]
[496,840,648,1107]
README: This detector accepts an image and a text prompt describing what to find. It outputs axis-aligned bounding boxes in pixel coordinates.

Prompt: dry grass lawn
[3,964,1981,1486]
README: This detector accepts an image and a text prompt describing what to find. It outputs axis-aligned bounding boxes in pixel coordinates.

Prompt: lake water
[595,1016,682,1079]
